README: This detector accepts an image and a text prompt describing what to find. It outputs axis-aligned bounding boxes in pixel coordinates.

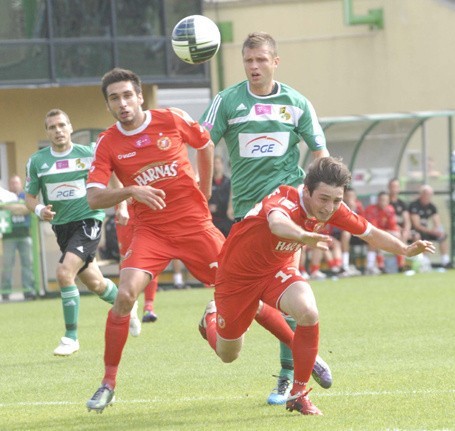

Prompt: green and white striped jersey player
[24,109,141,358]
[200,80,327,219]
[25,143,104,225]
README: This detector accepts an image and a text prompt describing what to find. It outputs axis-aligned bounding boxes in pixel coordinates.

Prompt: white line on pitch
[0,388,454,408]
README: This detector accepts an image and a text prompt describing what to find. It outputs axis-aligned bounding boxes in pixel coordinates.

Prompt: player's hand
[115,201,130,225]
[132,186,166,210]
[405,240,435,257]
[41,204,56,221]
[301,231,332,251]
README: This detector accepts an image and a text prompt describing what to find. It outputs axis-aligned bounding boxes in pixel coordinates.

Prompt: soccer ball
[171,15,221,65]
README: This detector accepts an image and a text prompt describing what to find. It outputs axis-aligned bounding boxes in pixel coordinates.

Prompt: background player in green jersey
[200,32,332,404]
[25,109,141,356]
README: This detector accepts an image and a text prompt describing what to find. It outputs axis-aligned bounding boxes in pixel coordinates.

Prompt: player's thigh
[124,229,172,279]
[262,265,318,325]
[58,251,85,280]
[178,226,225,285]
[215,280,260,341]
[78,257,105,289]
[279,282,318,326]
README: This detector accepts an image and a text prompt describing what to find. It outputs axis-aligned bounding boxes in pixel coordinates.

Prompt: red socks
[205,313,218,351]
[254,303,294,348]
[102,309,130,389]
[143,277,159,312]
[292,323,319,393]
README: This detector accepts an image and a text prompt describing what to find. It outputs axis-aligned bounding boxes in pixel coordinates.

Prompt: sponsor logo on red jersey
[274,241,303,252]
[135,135,152,148]
[133,161,178,186]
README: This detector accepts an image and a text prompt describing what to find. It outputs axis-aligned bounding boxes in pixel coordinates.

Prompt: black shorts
[53,219,103,271]
[414,230,447,243]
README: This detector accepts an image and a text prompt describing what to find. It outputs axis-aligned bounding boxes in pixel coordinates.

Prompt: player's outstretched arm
[363,225,435,257]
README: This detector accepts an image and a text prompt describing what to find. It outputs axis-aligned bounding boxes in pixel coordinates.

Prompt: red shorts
[215,266,305,340]
[121,225,225,285]
[115,223,133,258]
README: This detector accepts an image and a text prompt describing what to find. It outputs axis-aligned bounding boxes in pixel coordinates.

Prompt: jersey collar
[246,81,281,98]
[50,143,73,157]
[116,110,151,136]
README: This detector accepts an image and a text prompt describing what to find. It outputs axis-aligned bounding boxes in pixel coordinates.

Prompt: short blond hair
[242,32,277,57]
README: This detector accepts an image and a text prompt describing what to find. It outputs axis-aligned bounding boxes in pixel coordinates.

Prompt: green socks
[60,285,80,341]
[99,278,118,305]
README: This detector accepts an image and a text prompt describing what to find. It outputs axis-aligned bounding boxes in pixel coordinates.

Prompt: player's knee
[116,288,136,307]
[56,265,75,286]
[293,306,319,326]
[217,350,240,363]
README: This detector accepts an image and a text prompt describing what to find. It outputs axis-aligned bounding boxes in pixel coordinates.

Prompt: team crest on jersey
[217,314,225,329]
[280,107,291,121]
[123,249,133,261]
[135,135,152,148]
[75,158,86,169]
[157,136,171,151]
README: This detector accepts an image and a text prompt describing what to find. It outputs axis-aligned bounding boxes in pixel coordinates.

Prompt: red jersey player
[199,157,435,416]
[84,68,226,412]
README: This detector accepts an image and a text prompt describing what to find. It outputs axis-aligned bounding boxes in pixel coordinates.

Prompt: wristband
[35,204,45,219]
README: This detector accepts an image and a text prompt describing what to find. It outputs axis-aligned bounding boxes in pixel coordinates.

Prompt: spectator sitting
[408,184,451,269]
[388,178,412,271]
[339,187,364,276]
[364,191,400,275]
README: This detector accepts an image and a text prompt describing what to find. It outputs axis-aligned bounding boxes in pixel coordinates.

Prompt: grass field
[0,271,454,431]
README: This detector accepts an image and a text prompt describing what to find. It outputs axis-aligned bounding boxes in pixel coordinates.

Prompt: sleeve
[170,108,212,150]
[297,98,326,151]
[24,156,40,196]
[263,186,298,220]
[408,201,418,215]
[199,93,228,145]
[86,134,113,188]
[330,202,371,236]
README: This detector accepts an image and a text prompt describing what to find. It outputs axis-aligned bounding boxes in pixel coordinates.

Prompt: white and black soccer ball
[171,15,221,65]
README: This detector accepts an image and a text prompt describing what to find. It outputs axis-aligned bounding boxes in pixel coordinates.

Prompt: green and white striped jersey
[25,143,104,225]
[200,80,326,218]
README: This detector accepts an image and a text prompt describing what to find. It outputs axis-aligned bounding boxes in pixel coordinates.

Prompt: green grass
[1,271,454,431]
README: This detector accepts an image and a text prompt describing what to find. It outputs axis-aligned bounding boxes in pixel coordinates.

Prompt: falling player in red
[199,157,435,416]
[85,68,293,412]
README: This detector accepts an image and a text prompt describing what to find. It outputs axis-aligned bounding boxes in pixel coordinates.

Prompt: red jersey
[87,108,213,236]
[218,185,371,282]
[364,204,399,233]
